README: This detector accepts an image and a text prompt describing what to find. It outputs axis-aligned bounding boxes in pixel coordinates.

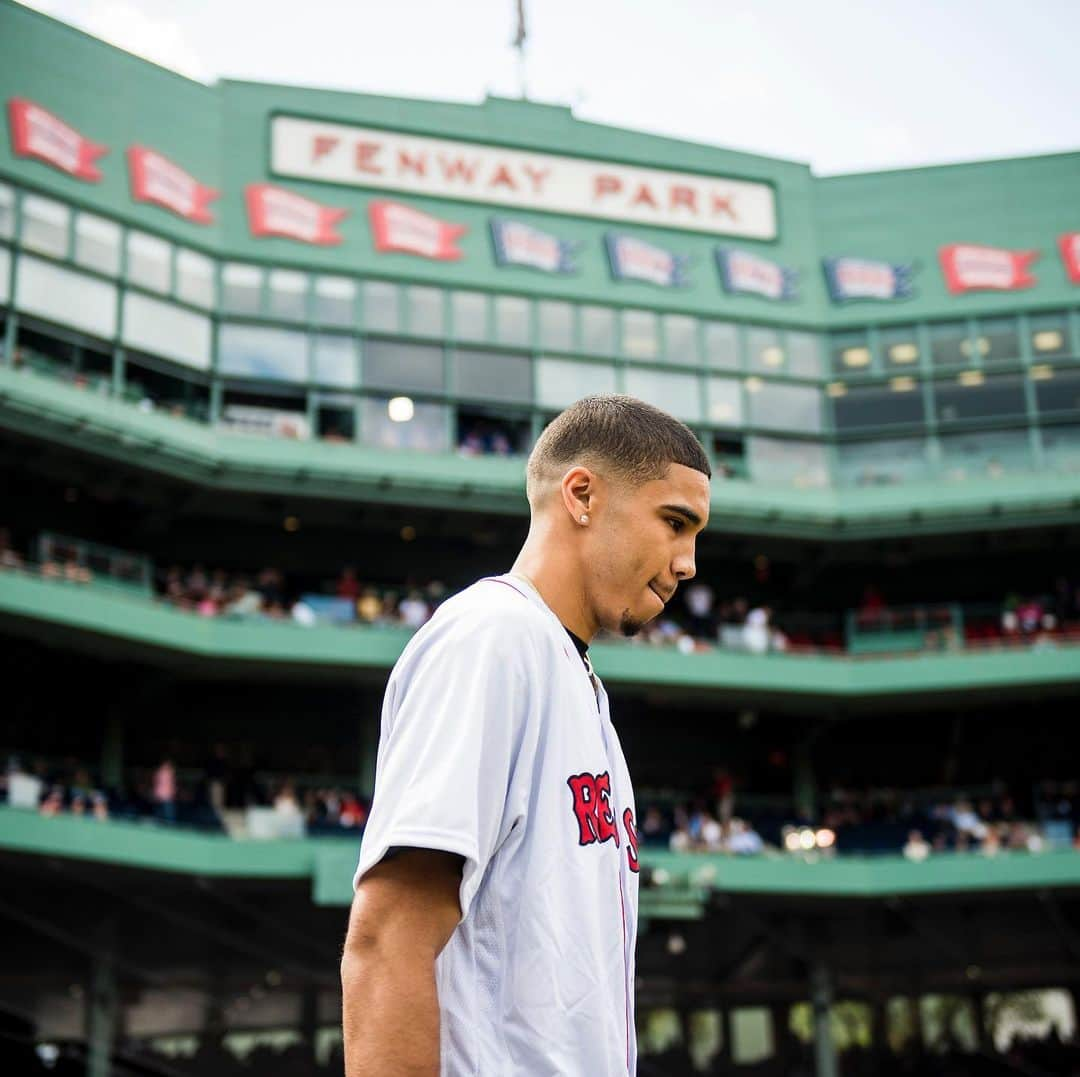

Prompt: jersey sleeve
[352,602,535,921]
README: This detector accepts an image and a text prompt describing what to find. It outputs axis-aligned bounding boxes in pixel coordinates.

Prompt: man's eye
[668,518,684,534]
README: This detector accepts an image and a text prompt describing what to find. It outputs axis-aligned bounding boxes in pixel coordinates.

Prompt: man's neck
[510,530,596,643]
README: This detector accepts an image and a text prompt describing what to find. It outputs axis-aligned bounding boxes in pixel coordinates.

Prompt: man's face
[585,463,710,637]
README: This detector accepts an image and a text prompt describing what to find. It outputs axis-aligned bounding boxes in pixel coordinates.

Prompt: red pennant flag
[368,200,466,260]
[938,243,1038,294]
[245,183,348,245]
[127,146,218,224]
[1058,233,1080,285]
[7,97,108,182]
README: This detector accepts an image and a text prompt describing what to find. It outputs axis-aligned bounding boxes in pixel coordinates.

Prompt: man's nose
[673,551,696,582]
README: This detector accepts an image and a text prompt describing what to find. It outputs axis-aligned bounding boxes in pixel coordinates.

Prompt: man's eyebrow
[660,503,703,527]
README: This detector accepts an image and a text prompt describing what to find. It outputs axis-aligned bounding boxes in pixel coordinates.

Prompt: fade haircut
[526,394,711,506]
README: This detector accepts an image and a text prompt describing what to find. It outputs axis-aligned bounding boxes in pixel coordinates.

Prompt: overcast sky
[15,0,1080,175]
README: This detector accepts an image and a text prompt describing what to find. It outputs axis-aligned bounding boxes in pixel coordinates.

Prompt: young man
[342,395,711,1076]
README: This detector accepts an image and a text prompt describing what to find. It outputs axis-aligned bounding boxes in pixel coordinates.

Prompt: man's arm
[341,848,464,1077]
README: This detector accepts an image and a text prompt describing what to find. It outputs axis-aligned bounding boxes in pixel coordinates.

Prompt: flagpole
[513,0,528,100]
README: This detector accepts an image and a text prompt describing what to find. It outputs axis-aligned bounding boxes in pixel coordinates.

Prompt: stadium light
[826,382,847,398]
[387,396,415,422]
[1033,330,1064,352]
[890,376,917,392]
[841,347,871,368]
[745,376,764,393]
[888,343,919,364]
[1030,364,1054,381]
[958,370,985,387]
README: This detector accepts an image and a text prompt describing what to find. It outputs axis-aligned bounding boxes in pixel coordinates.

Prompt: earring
[580,514,589,524]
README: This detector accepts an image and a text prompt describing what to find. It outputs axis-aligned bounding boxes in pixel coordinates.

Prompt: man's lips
[649,583,674,605]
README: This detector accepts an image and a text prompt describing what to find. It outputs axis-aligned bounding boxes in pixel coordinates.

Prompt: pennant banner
[716,247,798,301]
[368,200,466,260]
[128,146,218,224]
[823,256,915,302]
[605,233,690,287]
[938,243,1038,294]
[7,97,108,182]
[490,217,578,274]
[1058,233,1080,285]
[246,183,348,245]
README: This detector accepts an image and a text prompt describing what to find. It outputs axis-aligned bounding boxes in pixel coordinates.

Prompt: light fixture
[745,376,764,393]
[826,382,847,398]
[283,515,300,532]
[890,376,916,392]
[842,347,872,368]
[709,402,735,421]
[888,343,919,364]
[1030,364,1054,381]
[959,336,990,358]
[387,395,414,423]
[400,525,417,542]
[1033,330,1064,353]
[761,346,785,368]
[958,370,985,387]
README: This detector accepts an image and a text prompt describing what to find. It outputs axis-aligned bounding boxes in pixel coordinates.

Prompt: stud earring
[580,514,589,524]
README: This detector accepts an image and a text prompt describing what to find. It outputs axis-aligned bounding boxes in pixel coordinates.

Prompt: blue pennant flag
[716,247,798,301]
[491,217,579,274]
[823,256,916,302]
[605,233,691,287]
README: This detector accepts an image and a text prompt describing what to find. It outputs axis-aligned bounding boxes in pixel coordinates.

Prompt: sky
[14,0,1080,175]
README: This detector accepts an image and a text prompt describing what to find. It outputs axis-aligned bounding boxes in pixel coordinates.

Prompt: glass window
[1034,369,1080,416]
[15,255,117,339]
[451,290,487,341]
[836,438,930,487]
[538,300,574,352]
[406,286,444,337]
[1029,312,1071,360]
[122,293,211,371]
[495,295,531,347]
[704,322,739,369]
[453,348,532,403]
[362,396,449,452]
[881,325,921,369]
[624,368,700,422]
[747,380,822,433]
[786,332,822,377]
[936,374,1026,423]
[74,214,120,276]
[175,249,215,309]
[747,437,828,487]
[267,269,308,321]
[829,330,873,374]
[833,382,925,430]
[222,264,262,315]
[217,325,307,382]
[928,321,969,367]
[705,376,742,426]
[621,309,658,359]
[977,316,1020,364]
[537,357,616,409]
[312,334,358,388]
[663,314,698,364]
[126,231,171,293]
[747,326,785,373]
[313,276,356,327]
[363,338,443,394]
[939,430,1033,479]
[581,305,616,356]
[363,280,399,333]
[21,195,69,258]
[1041,425,1080,474]
[0,183,13,239]
[0,246,9,306]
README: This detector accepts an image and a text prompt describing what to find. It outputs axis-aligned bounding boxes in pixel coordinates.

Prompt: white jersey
[354,574,639,1076]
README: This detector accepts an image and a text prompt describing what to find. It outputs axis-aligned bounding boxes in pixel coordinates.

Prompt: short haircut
[526,394,711,504]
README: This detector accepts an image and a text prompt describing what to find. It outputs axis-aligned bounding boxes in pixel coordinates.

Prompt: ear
[559,466,595,525]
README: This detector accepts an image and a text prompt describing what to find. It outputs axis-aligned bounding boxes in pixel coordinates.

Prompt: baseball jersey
[353,574,639,1076]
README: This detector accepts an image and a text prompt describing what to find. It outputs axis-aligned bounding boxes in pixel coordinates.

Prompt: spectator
[398,589,430,629]
[153,758,177,825]
[727,818,764,855]
[683,581,715,639]
[206,744,229,822]
[336,566,360,601]
[356,587,381,624]
[744,605,772,655]
[222,577,262,617]
[0,527,23,570]
[903,830,931,862]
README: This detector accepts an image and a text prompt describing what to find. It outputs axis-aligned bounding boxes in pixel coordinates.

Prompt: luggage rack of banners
[6,96,1080,303]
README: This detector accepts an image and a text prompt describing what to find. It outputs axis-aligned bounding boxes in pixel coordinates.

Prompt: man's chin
[618,609,646,638]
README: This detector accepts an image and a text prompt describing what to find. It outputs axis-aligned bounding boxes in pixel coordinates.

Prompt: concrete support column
[101,709,124,791]
[792,741,817,820]
[86,921,117,1077]
[810,961,838,1077]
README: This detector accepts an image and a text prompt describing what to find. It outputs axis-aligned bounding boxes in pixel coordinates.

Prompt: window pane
[663,314,698,364]
[363,281,399,333]
[538,301,573,351]
[1034,370,1080,415]
[1029,312,1070,360]
[454,348,532,403]
[581,305,615,356]
[939,430,1033,479]
[829,330,873,374]
[0,183,13,239]
[881,325,921,370]
[704,322,739,369]
[126,231,171,293]
[495,295,530,346]
[836,438,930,487]
[222,264,261,315]
[362,396,449,452]
[1042,425,1080,473]
[705,376,742,426]
[122,293,211,371]
[314,276,356,327]
[928,321,969,368]
[267,269,308,321]
[787,331,822,377]
[176,249,215,308]
[621,309,658,359]
[833,383,925,430]
[935,375,1026,423]
[363,338,442,394]
[748,381,822,433]
[977,316,1020,364]
[74,214,120,276]
[0,246,9,305]
[312,334,358,388]
[218,325,307,381]
[21,195,69,258]
[747,326,785,372]
[406,286,444,337]
[537,357,615,409]
[452,291,486,341]
[624,368,700,421]
[748,437,829,487]
[15,255,117,339]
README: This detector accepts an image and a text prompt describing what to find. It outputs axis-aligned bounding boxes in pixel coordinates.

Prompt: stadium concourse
[2,2,1080,1074]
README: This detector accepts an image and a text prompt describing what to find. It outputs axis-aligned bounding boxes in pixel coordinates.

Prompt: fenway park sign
[270,115,777,240]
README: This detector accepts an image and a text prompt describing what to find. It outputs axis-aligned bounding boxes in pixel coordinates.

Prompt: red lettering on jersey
[623,807,639,873]
[595,772,620,846]
[567,773,601,844]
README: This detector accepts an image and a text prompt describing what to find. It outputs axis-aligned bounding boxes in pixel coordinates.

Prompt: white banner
[270,115,777,240]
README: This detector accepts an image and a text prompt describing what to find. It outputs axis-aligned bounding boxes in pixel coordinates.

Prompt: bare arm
[341,848,464,1077]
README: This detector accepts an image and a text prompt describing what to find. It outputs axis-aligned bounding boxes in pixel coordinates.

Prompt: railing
[35,532,152,593]
[845,603,964,654]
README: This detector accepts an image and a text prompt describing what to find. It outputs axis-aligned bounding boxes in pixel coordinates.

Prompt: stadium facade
[1,3,1079,1076]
